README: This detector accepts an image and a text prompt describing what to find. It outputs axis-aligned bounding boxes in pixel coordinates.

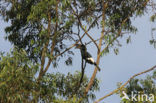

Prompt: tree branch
[38,8,52,81]
[70,3,100,51]
[37,0,59,81]
[42,0,59,75]
[94,65,156,103]
[77,18,100,51]
[84,1,108,96]
[51,14,102,60]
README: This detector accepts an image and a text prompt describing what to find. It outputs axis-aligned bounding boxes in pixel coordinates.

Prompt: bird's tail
[94,63,101,71]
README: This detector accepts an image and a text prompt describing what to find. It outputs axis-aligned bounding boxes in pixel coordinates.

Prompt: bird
[75,44,101,71]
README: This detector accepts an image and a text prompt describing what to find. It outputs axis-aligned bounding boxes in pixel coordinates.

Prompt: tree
[0,48,99,102]
[0,0,156,102]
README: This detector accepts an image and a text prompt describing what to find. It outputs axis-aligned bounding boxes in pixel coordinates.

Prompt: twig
[77,18,100,51]
[52,15,102,60]
[94,65,156,103]
[69,3,100,51]
[77,23,83,44]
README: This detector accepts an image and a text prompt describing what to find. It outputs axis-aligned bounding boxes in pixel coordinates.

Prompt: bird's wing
[86,52,92,58]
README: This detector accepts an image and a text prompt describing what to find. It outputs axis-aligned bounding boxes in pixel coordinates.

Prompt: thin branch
[85,30,110,46]
[51,14,102,60]
[77,23,83,44]
[38,7,52,81]
[42,0,59,74]
[95,65,156,103]
[70,4,100,51]
[37,0,59,81]
[77,18,100,51]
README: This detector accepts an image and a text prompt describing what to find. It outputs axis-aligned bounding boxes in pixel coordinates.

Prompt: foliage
[0,48,99,102]
[150,1,156,49]
[0,48,39,102]
[150,27,156,48]
[41,72,99,103]
[119,71,156,103]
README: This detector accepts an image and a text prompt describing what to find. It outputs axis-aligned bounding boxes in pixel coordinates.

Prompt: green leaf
[126,36,131,44]
[150,14,156,22]
[114,48,119,55]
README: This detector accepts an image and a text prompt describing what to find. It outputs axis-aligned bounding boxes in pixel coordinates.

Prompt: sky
[0,9,156,103]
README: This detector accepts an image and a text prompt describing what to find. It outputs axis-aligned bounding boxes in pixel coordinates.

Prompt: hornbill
[75,44,101,71]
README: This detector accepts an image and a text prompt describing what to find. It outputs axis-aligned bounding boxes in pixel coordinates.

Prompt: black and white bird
[75,44,101,71]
